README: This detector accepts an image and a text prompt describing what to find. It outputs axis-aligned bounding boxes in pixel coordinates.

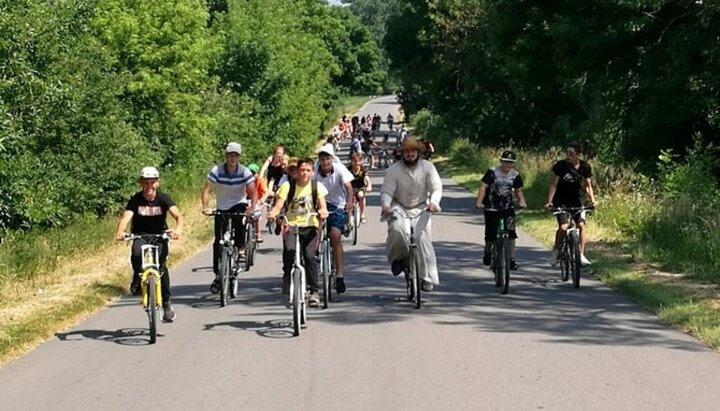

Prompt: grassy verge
[434,149,720,351]
[0,95,374,367]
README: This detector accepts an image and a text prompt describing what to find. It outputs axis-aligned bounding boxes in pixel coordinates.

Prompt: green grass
[434,145,720,351]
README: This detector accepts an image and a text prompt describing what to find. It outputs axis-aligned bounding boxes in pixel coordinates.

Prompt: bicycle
[383,208,430,309]
[345,201,360,246]
[207,210,246,307]
[279,212,319,336]
[124,233,170,344]
[551,206,594,289]
[242,207,265,271]
[483,206,518,295]
[376,147,391,169]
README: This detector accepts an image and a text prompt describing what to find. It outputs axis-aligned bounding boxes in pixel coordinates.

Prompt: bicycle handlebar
[123,233,171,242]
[550,206,595,216]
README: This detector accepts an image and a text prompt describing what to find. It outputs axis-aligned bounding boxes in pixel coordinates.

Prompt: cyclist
[260,145,286,194]
[476,151,527,270]
[545,142,596,266]
[349,152,372,223]
[266,158,329,306]
[386,113,394,131]
[114,166,183,322]
[363,133,377,169]
[380,137,443,292]
[247,163,269,243]
[314,143,355,294]
[201,142,258,294]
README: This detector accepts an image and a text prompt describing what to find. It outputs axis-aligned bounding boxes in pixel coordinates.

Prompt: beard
[403,156,419,167]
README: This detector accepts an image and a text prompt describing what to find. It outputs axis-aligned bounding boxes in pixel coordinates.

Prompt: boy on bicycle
[349,152,372,223]
[266,158,329,306]
[114,166,183,322]
[475,151,527,270]
[545,142,596,266]
[201,142,258,294]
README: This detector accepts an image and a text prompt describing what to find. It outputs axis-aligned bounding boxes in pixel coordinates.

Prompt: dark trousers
[282,227,320,292]
[213,203,248,274]
[484,209,517,241]
[131,238,171,303]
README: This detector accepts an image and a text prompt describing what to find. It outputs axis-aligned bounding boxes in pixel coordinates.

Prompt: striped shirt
[207,163,255,210]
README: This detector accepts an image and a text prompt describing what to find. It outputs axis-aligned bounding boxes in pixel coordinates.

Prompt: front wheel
[501,238,510,295]
[321,242,331,309]
[219,252,230,307]
[146,276,157,344]
[292,268,302,336]
[570,232,581,288]
[411,252,422,309]
[494,243,504,290]
[352,207,360,246]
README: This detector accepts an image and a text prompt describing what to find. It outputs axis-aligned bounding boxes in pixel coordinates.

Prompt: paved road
[2,96,720,410]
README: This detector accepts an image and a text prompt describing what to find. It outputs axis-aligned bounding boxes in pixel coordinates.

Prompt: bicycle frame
[552,207,593,288]
[385,207,429,309]
[486,207,513,294]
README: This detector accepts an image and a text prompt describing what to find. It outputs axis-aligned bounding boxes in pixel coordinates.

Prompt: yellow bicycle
[125,233,169,344]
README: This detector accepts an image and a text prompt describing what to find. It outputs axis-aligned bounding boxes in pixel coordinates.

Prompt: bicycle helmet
[139,166,160,179]
[500,150,517,163]
[226,142,242,155]
[248,163,260,174]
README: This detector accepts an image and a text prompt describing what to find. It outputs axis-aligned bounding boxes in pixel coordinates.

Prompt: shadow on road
[55,328,157,346]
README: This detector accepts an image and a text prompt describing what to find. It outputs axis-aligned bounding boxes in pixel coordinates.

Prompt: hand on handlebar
[427,202,441,213]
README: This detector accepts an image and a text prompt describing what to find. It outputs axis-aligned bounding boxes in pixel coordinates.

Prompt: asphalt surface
[2,96,720,410]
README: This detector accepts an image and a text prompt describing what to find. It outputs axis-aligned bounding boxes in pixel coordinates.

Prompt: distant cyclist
[201,142,258,294]
[349,152,372,223]
[386,113,394,131]
[114,166,183,322]
[247,163,269,243]
[260,145,286,194]
[476,151,527,270]
[545,142,596,266]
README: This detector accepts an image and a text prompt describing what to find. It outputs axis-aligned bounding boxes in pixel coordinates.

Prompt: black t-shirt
[481,167,523,209]
[552,160,592,207]
[350,167,367,190]
[267,164,284,191]
[126,191,175,234]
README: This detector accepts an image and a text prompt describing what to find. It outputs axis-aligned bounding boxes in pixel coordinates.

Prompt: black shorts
[555,209,587,226]
[484,209,517,242]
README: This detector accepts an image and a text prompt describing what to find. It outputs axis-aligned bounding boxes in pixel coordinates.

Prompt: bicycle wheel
[146,275,157,344]
[292,268,302,336]
[321,241,330,309]
[570,231,581,288]
[244,224,253,272]
[501,238,510,295]
[352,206,360,246]
[219,251,229,307]
[494,242,505,290]
[411,251,422,309]
[559,242,570,282]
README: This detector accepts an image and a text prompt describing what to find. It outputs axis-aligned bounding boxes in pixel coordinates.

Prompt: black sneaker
[210,279,221,294]
[274,222,282,236]
[509,259,519,270]
[483,249,492,267]
[391,260,404,276]
[162,303,176,322]
[130,275,141,296]
[281,282,290,295]
[336,277,346,294]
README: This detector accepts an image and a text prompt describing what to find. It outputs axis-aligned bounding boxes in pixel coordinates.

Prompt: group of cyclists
[114,111,595,323]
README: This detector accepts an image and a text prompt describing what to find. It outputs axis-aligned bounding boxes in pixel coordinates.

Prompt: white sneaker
[580,254,591,267]
[549,249,559,267]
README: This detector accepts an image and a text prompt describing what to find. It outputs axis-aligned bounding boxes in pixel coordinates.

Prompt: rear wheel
[321,241,330,309]
[219,252,229,307]
[292,268,302,336]
[147,275,157,344]
[244,224,253,272]
[560,242,570,282]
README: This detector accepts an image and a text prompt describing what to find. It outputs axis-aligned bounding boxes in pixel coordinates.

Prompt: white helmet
[139,166,160,179]
[226,142,242,155]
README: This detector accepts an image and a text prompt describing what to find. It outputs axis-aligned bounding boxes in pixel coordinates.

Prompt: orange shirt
[246,176,268,200]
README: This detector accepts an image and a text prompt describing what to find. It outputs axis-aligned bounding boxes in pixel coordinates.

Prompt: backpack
[286,180,319,212]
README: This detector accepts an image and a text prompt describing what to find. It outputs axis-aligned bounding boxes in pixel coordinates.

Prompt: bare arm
[476,182,488,209]
[585,178,596,205]
[364,175,372,192]
[246,182,258,213]
[201,181,213,213]
[259,156,272,179]
[167,205,183,240]
[114,210,134,240]
[546,175,560,208]
[344,181,355,211]
[515,188,527,209]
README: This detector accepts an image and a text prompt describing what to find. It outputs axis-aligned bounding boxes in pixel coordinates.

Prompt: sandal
[360,217,367,224]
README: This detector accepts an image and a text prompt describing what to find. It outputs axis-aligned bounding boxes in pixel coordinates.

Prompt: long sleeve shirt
[380,159,443,211]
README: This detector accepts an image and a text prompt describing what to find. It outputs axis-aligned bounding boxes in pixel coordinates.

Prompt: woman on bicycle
[476,151,527,270]
[260,145,287,194]
[545,142,596,266]
[349,152,372,223]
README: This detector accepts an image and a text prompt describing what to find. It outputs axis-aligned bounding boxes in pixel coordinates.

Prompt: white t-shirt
[313,162,354,208]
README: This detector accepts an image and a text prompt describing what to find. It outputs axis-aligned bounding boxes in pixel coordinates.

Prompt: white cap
[140,166,160,179]
[317,143,335,157]
[226,142,242,155]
